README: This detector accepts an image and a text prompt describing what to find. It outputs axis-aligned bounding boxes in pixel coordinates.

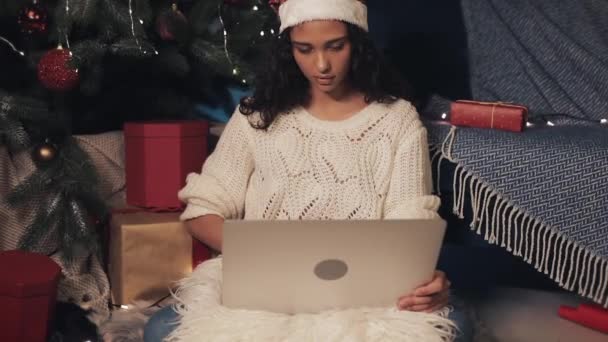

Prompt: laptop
[221,219,446,314]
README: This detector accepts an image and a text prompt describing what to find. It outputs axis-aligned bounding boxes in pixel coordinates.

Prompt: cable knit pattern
[178,99,440,222]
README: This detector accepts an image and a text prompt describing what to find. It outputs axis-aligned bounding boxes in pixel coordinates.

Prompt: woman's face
[289,20,352,97]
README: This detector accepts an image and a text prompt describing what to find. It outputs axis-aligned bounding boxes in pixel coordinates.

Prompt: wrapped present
[108,211,212,306]
[559,303,608,334]
[123,121,209,210]
[0,250,62,342]
[449,100,528,132]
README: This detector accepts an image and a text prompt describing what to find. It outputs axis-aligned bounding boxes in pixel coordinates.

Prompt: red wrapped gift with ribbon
[449,100,528,132]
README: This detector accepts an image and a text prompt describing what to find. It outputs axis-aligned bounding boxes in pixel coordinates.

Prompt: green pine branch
[69,40,108,69]
[6,134,109,263]
[6,169,56,206]
[188,0,224,37]
[110,38,157,57]
[17,192,64,253]
[70,0,100,26]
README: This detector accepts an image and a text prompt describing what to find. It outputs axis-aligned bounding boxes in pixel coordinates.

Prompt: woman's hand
[397,270,450,312]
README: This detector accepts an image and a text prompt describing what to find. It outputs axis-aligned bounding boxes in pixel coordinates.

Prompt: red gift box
[559,303,608,334]
[0,250,62,342]
[450,100,528,132]
[124,121,209,209]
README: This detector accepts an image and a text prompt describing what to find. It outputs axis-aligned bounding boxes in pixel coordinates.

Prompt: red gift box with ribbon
[449,100,528,132]
[124,121,209,210]
[107,211,212,306]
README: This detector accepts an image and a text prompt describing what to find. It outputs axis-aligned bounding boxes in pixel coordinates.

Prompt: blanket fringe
[430,126,608,307]
[166,258,458,342]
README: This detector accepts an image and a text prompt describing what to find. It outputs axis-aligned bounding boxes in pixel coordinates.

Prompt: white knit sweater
[178,99,440,221]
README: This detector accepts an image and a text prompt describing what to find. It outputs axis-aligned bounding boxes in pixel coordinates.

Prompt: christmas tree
[0,0,277,261]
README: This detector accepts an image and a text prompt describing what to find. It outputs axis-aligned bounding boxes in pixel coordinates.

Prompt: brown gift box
[109,212,205,306]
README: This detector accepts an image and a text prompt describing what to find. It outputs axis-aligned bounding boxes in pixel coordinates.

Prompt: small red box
[124,121,209,209]
[0,250,62,342]
[450,100,528,132]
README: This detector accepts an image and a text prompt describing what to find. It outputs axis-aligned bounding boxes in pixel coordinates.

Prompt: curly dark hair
[239,23,414,130]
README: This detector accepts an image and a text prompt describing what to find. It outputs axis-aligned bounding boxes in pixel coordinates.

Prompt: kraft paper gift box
[108,211,211,306]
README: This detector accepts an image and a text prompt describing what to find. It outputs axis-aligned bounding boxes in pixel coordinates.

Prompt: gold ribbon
[490,103,498,129]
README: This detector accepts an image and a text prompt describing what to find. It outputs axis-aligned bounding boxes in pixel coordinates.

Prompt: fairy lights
[0,36,25,56]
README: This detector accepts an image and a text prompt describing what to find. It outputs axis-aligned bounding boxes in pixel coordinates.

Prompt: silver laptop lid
[222,219,446,314]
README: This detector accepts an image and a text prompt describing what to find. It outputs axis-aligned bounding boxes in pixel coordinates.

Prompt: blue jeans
[143,305,180,342]
[144,302,473,342]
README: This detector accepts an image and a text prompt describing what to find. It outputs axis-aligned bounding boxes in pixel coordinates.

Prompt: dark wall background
[367,0,471,106]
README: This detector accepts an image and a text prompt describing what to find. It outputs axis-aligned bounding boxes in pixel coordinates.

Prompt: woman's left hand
[397,270,451,312]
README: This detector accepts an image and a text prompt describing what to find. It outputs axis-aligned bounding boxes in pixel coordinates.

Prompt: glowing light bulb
[441,113,448,120]
[547,121,555,127]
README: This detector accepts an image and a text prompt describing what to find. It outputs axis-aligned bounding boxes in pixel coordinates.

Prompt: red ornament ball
[37,47,80,92]
[17,1,49,35]
[156,4,189,42]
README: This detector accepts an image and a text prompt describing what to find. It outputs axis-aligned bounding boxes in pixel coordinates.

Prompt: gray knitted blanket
[427,123,608,307]
[425,0,608,306]
[461,0,608,120]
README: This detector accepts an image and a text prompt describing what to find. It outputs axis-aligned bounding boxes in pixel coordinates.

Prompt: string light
[233,68,238,75]
[218,3,235,72]
[526,122,533,127]
[260,30,265,37]
[61,0,71,48]
[0,36,25,56]
[128,0,140,52]
[536,114,608,127]
[271,28,275,35]
[120,305,130,309]
[127,0,158,55]
[253,5,259,11]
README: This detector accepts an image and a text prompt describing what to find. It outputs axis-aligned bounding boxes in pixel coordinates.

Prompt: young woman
[144,0,471,341]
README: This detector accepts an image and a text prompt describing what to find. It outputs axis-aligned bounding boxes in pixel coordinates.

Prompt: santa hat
[273,0,368,34]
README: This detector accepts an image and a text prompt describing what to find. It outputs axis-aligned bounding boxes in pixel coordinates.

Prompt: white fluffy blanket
[166,258,457,342]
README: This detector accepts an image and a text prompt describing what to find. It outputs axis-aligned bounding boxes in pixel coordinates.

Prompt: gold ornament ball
[35,143,57,162]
